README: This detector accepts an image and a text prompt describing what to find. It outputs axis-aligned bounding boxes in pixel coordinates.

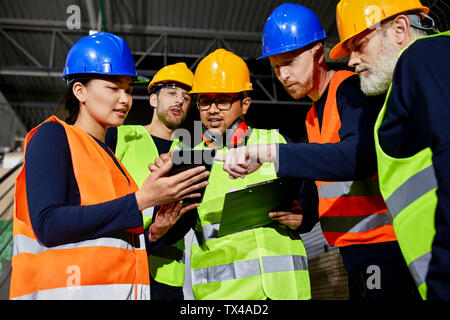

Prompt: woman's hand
[135,152,209,210]
[149,200,198,242]
[268,200,304,230]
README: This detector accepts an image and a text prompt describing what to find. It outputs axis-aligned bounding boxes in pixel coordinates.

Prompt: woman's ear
[72,82,88,103]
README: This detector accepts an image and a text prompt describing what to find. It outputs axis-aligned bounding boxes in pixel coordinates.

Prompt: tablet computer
[169,149,216,203]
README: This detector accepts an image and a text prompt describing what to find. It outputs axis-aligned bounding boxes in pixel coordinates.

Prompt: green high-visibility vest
[374,31,450,299]
[191,128,311,300]
[115,125,185,287]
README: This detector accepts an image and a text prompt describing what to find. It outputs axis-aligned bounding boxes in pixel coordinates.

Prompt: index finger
[268,211,290,218]
[171,165,207,182]
[159,152,172,162]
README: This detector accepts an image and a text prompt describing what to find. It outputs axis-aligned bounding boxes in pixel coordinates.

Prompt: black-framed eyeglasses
[196,96,241,111]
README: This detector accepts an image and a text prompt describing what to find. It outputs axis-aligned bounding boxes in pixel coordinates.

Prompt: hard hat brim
[329,41,350,60]
[148,79,193,92]
[258,36,327,60]
[63,72,149,84]
[189,88,254,95]
[257,44,306,60]
[330,5,430,60]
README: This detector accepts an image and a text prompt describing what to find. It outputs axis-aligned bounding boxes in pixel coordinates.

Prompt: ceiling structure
[0,0,448,144]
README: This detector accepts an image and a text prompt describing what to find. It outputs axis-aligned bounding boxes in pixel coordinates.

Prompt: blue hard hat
[62,32,148,83]
[258,3,327,59]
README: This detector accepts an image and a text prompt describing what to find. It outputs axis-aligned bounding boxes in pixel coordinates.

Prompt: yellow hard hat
[190,49,253,94]
[147,62,194,92]
[330,0,429,59]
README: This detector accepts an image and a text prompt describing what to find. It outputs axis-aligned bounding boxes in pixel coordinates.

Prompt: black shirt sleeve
[295,179,319,233]
[277,74,383,181]
[384,35,450,300]
[25,122,143,247]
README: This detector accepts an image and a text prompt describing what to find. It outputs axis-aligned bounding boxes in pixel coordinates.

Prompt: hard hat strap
[408,12,440,34]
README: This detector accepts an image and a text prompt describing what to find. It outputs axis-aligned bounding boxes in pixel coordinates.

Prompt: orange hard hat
[190,49,253,94]
[147,62,194,92]
[330,0,429,59]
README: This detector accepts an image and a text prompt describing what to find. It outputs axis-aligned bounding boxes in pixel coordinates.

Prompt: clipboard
[218,178,297,237]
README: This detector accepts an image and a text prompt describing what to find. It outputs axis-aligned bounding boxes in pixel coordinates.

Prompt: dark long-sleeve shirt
[277,74,385,181]
[377,35,450,299]
[275,74,400,272]
[25,122,143,247]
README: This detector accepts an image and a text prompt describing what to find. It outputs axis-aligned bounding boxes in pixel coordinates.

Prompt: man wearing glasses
[187,48,316,300]
[105,62,195,300]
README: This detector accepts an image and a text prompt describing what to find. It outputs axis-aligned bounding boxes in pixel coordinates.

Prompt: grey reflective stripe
[320,211,392,233]
[409,251,432,288]
[191,255,307,285]
[261,255,308,273]
[142,207,154,218]
[192,258,260,285]
[320,179,381,199]
[12,233,142,257]
[202,222,220,242]
[202,222,257,242]
[385,166,437,219]
[12,283,151,300]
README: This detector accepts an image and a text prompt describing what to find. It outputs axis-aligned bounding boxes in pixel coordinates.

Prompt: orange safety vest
[305,70,397,247]
[10,116,150,300]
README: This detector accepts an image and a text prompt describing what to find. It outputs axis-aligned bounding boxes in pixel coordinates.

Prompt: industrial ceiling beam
[0,66,156,78]
[0,18,262,41]
[84,0,97,31]
[0,28,43,68]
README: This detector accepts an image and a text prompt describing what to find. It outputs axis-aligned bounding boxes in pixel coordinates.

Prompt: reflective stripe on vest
[319,179,382,199]
[192,129,311,300]
[305,70,396,247]
[409,252,432,288]
[372,32,450,300]
[202,223,219,242]
[14,284,151,300]
[142,207,154,234]
[192,255,308,285]
[12,233,143,257]
[10,116,149,300]
[385,165,437,219]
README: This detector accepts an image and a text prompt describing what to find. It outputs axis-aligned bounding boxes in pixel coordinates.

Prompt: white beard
[357,39,399,96]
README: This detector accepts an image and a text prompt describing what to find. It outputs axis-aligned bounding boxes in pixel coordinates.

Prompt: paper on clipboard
[218,178,297,237]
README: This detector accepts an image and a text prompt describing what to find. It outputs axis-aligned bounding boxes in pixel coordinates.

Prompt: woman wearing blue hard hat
[218,3,420,300]
[10,32,209,300]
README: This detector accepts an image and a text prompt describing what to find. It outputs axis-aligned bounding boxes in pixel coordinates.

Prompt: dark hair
[54,78,91,125]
